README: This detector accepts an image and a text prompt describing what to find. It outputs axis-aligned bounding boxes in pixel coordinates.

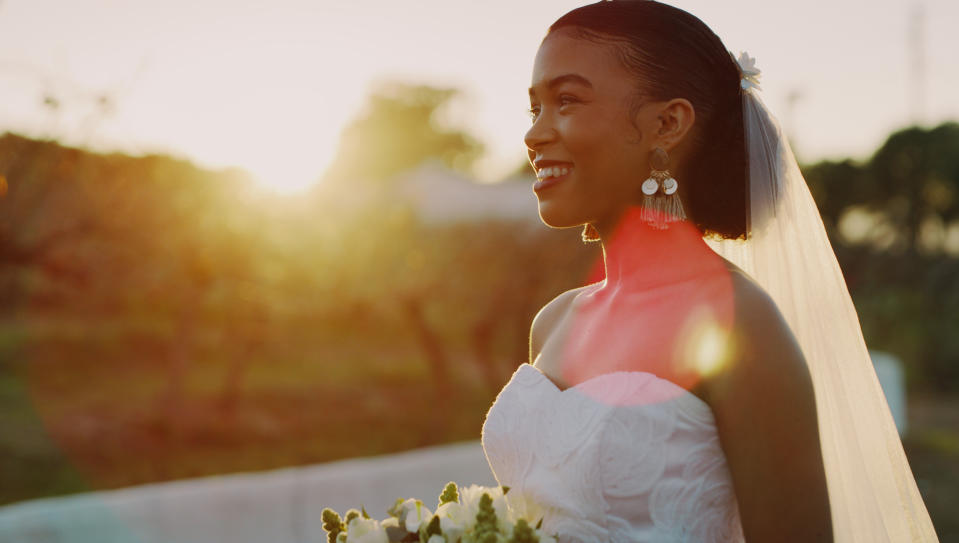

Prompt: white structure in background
[393,166,914,438]
[0,441,496,543]
[870,350,908,436]
[393,162,540,225]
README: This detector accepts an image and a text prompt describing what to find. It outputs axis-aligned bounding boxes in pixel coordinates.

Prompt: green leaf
[438,481,459,506]
[361,506,371,519]
[419,514,442,542]
[387,497,406,519]
[509,518,538,543]
[321,508,345,543]
[473,492,498,540]
[501,485,511,495]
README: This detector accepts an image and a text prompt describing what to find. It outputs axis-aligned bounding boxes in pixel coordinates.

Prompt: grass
[903,395,959,541]
[0,319,499,505]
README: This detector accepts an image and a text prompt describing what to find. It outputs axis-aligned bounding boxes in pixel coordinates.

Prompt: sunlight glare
[693,323,729,378]
[222,126,337,196]
[678,307,732,379]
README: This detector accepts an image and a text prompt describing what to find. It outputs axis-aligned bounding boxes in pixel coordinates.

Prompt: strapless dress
[481,363,745,542]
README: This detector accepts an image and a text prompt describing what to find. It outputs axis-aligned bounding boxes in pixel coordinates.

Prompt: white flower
[427,536,445,543]
[735,51,762,91]
[345,517,388,543]
[435,501,469,541]
[458,484,510,531]
[457,484,487,523]
[401,498,433,533]
[503,490,546,529]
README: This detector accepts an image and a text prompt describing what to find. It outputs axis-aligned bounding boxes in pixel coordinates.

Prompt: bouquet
[321,481,557,543]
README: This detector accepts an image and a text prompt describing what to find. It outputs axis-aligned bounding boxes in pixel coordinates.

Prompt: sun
[247,162,323,196]
[207,127,337,196]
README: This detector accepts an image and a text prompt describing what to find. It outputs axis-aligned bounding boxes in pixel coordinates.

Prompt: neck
[597,207,716,289]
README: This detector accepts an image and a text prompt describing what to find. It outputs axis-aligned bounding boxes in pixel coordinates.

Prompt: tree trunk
[401,296,452,442]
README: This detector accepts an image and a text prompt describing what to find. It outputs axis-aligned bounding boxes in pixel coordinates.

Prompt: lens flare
[678,308,732,379]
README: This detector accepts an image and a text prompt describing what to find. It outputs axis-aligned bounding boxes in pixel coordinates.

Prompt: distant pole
[784,88,803,160]
[908,2,927,126]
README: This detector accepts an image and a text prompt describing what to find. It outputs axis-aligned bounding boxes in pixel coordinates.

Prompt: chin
[536,202,584,231]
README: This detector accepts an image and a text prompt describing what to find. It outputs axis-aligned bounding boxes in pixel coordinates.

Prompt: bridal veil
[706,54,939,542]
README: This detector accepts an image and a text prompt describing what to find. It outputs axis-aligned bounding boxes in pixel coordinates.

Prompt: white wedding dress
[482,363,745,543]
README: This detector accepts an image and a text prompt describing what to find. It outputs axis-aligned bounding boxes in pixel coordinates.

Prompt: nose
[524,115,555,156]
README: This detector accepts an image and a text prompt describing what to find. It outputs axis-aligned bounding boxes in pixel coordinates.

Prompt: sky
[0,0,957,194]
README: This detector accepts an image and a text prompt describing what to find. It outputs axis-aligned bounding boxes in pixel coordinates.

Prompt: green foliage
[508,518,538,543]
[321,508,345,543]
[0,102,956,538]
[323,82,483,185]
[439,481,459,506]
[387,497,406,519]
[473,492,499,543]
[803,122,959,253]
[799,122,959,391]
[419,514,442,542]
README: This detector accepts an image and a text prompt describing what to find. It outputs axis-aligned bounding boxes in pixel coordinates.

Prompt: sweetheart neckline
[519,362,714,416]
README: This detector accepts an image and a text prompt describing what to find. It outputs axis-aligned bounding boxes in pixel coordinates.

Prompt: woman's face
[526,30,656,233]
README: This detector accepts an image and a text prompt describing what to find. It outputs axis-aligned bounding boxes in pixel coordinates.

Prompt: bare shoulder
[707,266,811,407]
[529,283,598,363]
[724,266,806,374]
[709,263,832,541]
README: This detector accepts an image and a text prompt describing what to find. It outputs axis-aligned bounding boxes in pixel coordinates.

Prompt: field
[0,317,956,541]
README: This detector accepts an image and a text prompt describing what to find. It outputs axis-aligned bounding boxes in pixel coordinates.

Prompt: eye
[558,94,580,107]
[527,105,541,121]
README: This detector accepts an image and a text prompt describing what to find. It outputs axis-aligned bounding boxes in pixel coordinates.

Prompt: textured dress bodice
[481,363,745,543]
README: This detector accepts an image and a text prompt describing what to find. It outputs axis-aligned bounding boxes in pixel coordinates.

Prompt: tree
[803,122,959,254]
[802,122,959,391]
[321,83,483,185]
[867,123,959,253]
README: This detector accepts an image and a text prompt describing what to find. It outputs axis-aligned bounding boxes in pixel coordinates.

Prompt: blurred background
[0,0,957,540]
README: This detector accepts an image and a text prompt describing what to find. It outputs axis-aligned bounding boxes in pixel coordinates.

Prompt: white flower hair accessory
[735,51,762,91]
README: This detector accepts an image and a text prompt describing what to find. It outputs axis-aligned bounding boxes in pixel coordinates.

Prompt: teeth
[536,166,571,180]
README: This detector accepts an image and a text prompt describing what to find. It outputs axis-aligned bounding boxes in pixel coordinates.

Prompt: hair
[548,0,747,240]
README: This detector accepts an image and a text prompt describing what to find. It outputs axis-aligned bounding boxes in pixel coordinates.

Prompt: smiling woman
[526,38,651,234]
[480,1,939,542]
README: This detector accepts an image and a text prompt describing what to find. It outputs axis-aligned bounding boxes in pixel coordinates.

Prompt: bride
[481,1,938,541]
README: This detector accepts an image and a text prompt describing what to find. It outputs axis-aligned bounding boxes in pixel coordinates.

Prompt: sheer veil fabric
[706,75,938,541]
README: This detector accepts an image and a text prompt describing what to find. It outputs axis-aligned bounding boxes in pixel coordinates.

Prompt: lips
[533,161,573,193]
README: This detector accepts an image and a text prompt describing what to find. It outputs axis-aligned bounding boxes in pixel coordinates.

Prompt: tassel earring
[640,147,687,229]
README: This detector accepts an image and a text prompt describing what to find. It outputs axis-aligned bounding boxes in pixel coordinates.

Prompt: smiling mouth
[534,165,572,193]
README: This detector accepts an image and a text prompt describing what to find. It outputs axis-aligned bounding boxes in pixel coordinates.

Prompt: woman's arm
[708,279,833,542]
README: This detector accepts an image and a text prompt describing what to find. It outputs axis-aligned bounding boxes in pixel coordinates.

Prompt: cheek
[564,120,641,189]
[560,117,618,175]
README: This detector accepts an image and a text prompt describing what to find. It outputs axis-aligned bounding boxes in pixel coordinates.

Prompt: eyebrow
[528,73,593,97]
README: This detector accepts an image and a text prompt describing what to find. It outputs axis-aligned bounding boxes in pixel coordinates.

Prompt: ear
[654,98,696,151]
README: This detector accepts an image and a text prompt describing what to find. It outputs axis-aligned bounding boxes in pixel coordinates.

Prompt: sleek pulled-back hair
[549,0,747,239]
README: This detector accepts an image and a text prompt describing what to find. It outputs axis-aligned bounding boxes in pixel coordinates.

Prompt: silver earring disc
[663,177,678,195]
[641,178,660,196]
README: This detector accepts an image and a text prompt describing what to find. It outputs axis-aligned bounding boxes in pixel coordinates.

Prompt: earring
[640,147,687,229]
